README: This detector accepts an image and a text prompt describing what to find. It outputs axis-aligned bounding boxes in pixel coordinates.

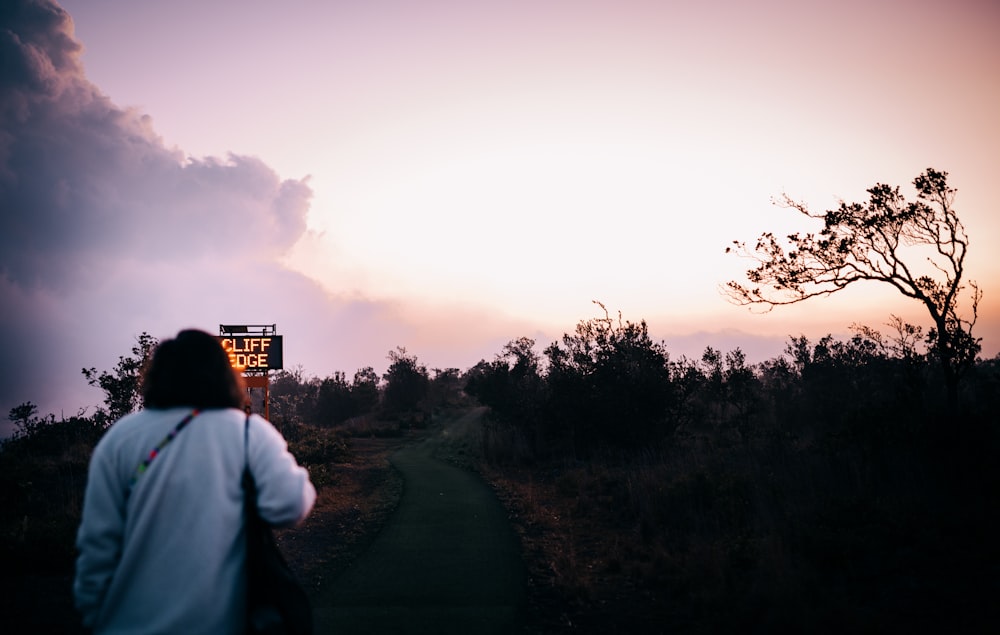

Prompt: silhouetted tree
[7,402,39,435]
[351,366,380,415]
[382,347,430,418]
[726,168,981,412]
[82,332,157,425]
[268,367,319,424]
[316,371,355,425]
[666,355,706,432]
[465,338,547,453]
[723,348,759,440]
[427,367,464,410]
[544,303,673,453]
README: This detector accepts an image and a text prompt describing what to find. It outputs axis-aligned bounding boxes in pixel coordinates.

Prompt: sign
[218,336,283,370]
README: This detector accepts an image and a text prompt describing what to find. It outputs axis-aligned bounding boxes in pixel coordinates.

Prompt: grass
[476,415,1000,634]
[0,416,414,633]
[3,406,996,633]
[277,433,410,595]
[0,422,97,633]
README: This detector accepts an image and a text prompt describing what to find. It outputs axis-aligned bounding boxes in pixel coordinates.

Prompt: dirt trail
[313,408,526,634]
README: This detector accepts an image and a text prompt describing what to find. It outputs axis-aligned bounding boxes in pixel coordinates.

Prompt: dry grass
[278,432,417,596]
[479,459,679,634]
[6,408,996,633]
[337,414,406,439]
[0,421,417,633]
[475,422,1000,634]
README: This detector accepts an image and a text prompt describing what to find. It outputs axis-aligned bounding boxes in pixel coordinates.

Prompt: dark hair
[141,329,247,409]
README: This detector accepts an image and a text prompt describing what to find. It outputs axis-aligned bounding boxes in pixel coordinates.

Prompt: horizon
[2,0,998,422]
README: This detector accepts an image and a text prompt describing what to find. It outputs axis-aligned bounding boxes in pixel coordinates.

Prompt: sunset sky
[2,0,998,422]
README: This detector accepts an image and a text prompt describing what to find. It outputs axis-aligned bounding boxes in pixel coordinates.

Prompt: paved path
[313,409,526,634]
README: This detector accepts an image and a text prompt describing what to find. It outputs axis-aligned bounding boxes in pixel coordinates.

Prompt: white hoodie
[74,407,315,634]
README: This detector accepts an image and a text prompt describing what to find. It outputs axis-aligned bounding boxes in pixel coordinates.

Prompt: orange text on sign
[219,337,272,370]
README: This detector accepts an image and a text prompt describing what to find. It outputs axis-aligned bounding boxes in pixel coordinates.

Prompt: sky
[2,0,998,424]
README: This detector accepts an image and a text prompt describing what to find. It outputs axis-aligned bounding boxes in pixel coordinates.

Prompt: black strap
[243,414,259,513]
[243,413,253,492]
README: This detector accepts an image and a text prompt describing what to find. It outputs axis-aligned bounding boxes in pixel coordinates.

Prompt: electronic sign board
[218,336,283,370]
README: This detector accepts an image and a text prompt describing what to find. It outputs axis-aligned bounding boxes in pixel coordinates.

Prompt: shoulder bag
[243,414,313,635]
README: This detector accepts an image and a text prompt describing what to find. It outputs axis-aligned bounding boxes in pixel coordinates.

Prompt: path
[313,409,526,634]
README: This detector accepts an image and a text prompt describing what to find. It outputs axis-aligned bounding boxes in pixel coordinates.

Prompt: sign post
[218,324,283,421]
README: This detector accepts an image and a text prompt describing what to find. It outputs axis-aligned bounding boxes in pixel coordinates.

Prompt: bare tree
[725,168,981,410]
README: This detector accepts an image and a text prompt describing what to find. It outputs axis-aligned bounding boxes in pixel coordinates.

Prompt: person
[73,329,316,634]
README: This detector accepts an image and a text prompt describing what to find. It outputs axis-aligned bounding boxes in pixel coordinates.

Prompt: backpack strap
[126,409,200,500]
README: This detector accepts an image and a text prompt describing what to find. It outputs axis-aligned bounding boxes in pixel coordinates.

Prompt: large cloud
[1,1,310,290]
[0,1,539,428]
[0,1,811,431]
[0,0,318,419]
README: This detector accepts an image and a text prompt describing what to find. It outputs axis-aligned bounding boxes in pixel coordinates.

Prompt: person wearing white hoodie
[74,329,315,634]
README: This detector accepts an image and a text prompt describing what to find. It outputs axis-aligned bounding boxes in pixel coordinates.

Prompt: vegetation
[1,162,996,632]
[467,308,999,633]
[0,337,450,631]
[2,314,998,632]
[81,331,157,426]
[726,168,981,412]
[381,347,431,421]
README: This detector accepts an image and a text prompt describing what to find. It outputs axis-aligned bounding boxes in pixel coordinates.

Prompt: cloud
[0,0,315,418]
[0,1,541,427]
[13,0,980,431]
[1,2,311,291]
